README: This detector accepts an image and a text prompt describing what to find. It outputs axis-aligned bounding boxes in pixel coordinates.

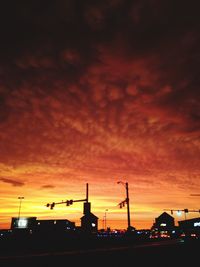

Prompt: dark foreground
[0,237,199,267]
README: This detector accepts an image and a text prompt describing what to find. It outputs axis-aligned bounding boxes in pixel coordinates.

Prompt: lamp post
[18,196,24,219]
[117,181,131,231]
[104,209,108,231]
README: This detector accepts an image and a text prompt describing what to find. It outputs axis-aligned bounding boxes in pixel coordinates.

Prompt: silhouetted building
[80,202,98,233]
[178,217,200,232]
[10,217,75,236]
[11,217,37,230]
[152,212,175,231]
[35,219,75,234]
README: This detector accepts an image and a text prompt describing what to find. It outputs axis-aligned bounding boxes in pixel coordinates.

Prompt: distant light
[172,230,175,233]
[191,233,196,237]
[54,220,57,224]
[177,211,182,216]
[18,218,28,228]
[160,223,166,226]
[92,223,96,227]
[194,222,200,227]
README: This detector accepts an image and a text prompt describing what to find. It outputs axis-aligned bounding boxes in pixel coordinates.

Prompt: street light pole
[117,181,131,231]
[18,197,24,219]
[104,209,108,230]
[125,182,131,230]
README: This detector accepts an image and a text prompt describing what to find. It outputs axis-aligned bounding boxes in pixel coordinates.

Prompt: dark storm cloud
[0,1,197,57]
[0,1,198,92]
[0,0,199,169]
[0,0,199,85]
[41,184,55,189]
[0,94,11,123]
[0,177,25,187]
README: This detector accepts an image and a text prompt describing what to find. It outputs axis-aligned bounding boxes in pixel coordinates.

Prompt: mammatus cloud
[0,177,25,187]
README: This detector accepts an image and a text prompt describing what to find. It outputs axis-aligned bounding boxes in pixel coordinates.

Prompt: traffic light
[184,209,189,213]
[50,202,55,209]
[46,203,50,207]
[66,199,73,206]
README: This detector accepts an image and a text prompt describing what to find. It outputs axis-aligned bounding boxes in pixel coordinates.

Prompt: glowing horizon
[0,180,199,230]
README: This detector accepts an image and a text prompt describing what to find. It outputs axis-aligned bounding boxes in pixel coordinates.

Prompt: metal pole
[86,183,89,202]
[18,197,24,219]
[105,209,108,230]
[105,211,106,230]
[118,181,131,231]
[126,182,131,230]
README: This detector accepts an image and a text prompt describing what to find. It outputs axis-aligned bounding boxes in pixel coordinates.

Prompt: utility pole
[126,182,131,230]
[117,181,131,231]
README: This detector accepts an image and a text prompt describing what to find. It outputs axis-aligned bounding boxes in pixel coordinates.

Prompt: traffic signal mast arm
[188,209,200,212]
[46,183,89,210]
[46,198,87,210]
[164,208,200,215]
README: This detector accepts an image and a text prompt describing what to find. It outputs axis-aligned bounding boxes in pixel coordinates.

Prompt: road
[0,238,199,267]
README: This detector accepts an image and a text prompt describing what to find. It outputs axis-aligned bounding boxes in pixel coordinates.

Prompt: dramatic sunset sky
[0,0,199,230]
